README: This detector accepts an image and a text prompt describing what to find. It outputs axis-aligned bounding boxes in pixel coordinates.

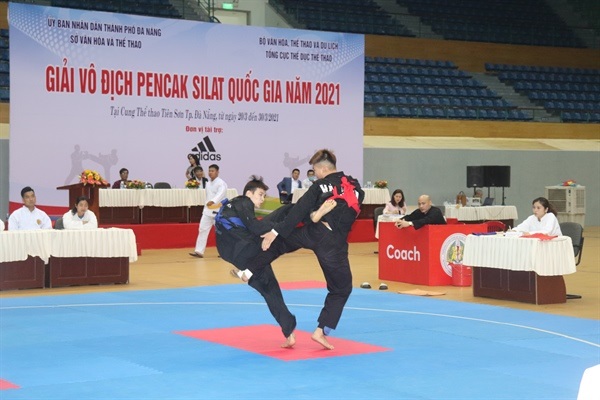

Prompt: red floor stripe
[176,325,391,361]
[0,379,20,390]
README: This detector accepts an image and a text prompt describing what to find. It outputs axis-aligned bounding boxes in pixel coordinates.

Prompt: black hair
[532,197,558,216]
[243,175,269,193]
[20,186,34,198]
[71,196,90,214]
[187,153,200,166]
[209,164,219,171]
[192,166,204,174]
[390,189,406,208]
[119,168,129,175]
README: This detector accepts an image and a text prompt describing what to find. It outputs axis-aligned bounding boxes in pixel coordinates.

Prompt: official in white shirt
[190,164,228,258]
[62,196,98,229]
[514,197,562,236]
[8,186,52,231]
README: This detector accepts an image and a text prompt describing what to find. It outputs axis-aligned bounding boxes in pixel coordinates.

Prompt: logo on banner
[192,136,222,161]
[439,233,467,276]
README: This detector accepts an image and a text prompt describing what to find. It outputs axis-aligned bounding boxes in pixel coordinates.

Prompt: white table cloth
[50,228,138,262]
[0,230,53,263]
[445,205,518,222]
[463,234,576,276]
[0,228,138,263]
[99,188,239,207]
[292,187,391,204]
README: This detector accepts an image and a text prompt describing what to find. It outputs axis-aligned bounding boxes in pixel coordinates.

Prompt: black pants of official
[248,222,353,333]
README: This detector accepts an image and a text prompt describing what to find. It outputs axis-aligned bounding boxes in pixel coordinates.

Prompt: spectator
[190,164,228,258]
[396,194,446,229]
[302,169,316,188]
[185,153,201,180]
[384,189,407,215]
[112,168,129,189]
[189,166,208,188]
[277,168,302,204]
[8,186,52,230]
[62,196,98,230]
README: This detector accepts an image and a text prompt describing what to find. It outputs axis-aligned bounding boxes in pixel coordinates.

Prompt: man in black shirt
[241,149,365,350]
[396,194,446,230]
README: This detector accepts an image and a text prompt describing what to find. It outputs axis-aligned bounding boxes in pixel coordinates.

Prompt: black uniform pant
[216,229,296,338]
[248,222,353,332]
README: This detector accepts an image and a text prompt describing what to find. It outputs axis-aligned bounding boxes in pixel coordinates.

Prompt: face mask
[309,176,316,181]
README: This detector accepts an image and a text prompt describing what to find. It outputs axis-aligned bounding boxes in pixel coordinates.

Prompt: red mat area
[279,280,326,290]
[0,379,19,390]
[175,325,390,361]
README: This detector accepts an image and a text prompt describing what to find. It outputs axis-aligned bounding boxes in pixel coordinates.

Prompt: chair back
[559,222,584,265]
[373,206,385,230]
[54,217,64,230]
[486,220,506,232]
[154,182,171,189]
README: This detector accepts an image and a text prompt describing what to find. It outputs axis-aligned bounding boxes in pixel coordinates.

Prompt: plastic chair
[486,220,505,232]
[54,217,64,230]
[559,222,584,266]
[560,222,584,299]
[154,182,171,189]
[372,206,385,254]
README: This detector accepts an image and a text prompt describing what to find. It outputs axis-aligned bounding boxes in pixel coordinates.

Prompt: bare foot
[281,332,296,348]
[311,328,334,350]
[311,199,337,223]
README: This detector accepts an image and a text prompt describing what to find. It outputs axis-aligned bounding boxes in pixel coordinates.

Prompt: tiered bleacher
[487,63,600,123]
[50,0,181,19]
[396,0,585,48]
[271,0,413,37]
[0,28,7,102]
[365,57,530,121]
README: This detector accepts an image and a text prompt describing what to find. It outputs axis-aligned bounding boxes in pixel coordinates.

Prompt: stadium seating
[487,63,600,123]
[364,57,531,121]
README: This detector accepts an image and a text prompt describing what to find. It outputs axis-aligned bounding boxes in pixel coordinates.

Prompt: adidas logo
[191,136,222,161]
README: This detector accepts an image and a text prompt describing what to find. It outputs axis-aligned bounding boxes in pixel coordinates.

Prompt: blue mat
[1,286,598,399]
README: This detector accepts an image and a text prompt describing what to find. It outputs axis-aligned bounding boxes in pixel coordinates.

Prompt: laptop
[482,197,495,206]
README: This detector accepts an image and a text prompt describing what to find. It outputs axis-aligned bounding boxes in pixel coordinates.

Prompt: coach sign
[378,223,486,286]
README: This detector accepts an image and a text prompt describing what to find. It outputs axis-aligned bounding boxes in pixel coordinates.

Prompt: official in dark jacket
[396,194,446,230]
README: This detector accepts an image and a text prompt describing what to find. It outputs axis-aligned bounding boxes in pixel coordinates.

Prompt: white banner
[9,3,364,208]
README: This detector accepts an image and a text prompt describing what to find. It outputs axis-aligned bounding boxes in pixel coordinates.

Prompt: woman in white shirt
[384,189,407,215]
[62,196,98,230]
[514,197,562,236]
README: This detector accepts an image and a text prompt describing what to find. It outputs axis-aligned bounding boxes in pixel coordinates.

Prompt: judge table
[444,205,518,227]
[292,187,390,219]
[99,188,239,224]
[463,234,576,304]
[0,228,137,290]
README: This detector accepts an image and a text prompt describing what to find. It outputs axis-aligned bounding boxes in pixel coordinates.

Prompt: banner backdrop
[9,3,364,208]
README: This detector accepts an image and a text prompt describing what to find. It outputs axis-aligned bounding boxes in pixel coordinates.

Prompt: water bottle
[366,181,372,188]
[120,181,125,189]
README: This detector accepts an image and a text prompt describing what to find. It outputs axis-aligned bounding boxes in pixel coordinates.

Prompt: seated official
[396,194,446,230]
[277,168,302,203]
[384,189,407,215]
[8,186,52,230]
[513,197,562,236]
[62,196,98,230]
[302,169,316,188]
[189,166,208,188]
[112,167,130,189]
